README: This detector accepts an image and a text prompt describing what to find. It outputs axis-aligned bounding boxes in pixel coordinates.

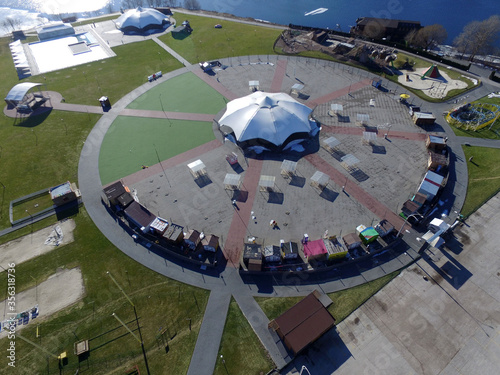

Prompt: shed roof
[272,292,335,355]
[5,82,43,104]
[124,201,155,229]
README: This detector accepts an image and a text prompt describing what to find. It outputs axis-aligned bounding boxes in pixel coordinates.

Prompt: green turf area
[160,14,282,64]
[0,209,210,375]
[99,116,215,184]
[71,14,119,27]
[126,72,227,114]
[256,271,400,323]
[11,192,54,222]
[23,39,183,106]
[449,96,500,140]
[461,146,500,217]
[214,298,274,375]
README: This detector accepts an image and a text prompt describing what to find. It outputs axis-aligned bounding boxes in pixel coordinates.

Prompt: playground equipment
[447,102,500,131]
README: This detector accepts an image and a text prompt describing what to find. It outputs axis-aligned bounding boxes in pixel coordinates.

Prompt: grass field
[98,116,215,184]
[160,14,282,64]
[23,39,183,106]
[126,72,227,114]
[461,146,500,217]
[449,96,500,140]
[0,208,210,375]
[256,271,401,323]
[11,192,54,222]
[214,298,274,375]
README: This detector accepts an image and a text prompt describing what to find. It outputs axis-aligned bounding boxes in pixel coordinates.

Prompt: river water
[0,0,498,46]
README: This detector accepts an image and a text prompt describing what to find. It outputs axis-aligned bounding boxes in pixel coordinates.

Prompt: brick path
[305,153,405,228]
[270,59,288,92]
[222,158,264,267]
[306,78,373,108]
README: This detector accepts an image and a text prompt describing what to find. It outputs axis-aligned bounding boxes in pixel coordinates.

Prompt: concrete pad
[0,219,76,269]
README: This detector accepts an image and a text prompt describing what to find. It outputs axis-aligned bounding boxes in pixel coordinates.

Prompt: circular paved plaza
[92,55,430,266]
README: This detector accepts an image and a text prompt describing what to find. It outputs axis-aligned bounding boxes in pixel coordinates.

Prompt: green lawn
[24,39,183,106]
[98,116,215,184]
[449,96,500,140]
[160,14,282,64]
[11,192,54,222]
[126,72,227,114]
[461,146,500,217]
[214,298,274,375]
[257,271,400,323]
[0,209,210,375]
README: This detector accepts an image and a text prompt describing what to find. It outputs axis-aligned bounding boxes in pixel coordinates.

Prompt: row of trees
[405,15,500,60]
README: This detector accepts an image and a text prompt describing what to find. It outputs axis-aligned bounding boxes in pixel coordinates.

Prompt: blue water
[197,0,500,46]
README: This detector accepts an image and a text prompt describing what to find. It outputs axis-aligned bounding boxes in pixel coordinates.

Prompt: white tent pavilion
[115,7,169,32]
[218,92,317,150]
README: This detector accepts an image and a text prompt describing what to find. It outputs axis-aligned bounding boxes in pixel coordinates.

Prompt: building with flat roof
[269,291,335,356]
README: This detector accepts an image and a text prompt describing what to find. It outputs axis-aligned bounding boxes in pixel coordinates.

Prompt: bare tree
[415,24,448,51]
[404,29,419,47]
[184,0,201,10]
[454,15,500,60]
[1,17,23,33]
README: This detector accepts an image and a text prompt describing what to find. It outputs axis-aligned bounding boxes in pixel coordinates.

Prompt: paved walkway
[222,158,264,267]
[271,59,288,92]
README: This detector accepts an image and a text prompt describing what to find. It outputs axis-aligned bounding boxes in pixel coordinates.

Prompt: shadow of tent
[331,150,346,161]
[230,162,244,174]
[350,168,369,182]
[319,187,338,202]
[422,247,472,290]
[232,189,248,203]
[337,114,350,123]
[13,108,52,127]
[289,175,306,188]
[268,192,284,204]
[194,175,212,188]
[371,144,387,154]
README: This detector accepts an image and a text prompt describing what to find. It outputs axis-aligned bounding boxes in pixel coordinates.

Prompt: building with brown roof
[268,291,335,355]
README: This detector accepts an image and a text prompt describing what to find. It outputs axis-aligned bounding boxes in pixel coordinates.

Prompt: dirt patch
[0,267,85,336]
[0,219,76,268]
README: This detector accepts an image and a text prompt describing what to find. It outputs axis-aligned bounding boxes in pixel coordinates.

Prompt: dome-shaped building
[218,91,318,152]
[115,7,170,33]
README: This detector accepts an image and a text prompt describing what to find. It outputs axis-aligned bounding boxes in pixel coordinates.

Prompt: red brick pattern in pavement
[305,153,405,229]
[192,69,239,101]
[120,108,215,122]
[321,126,427,141]
[222,158,264,267]
[306,78,373,108]
[270,59,288,93]
[121,139,222,186]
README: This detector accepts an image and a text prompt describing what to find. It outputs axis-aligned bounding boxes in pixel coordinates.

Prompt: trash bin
[98,96,111,108]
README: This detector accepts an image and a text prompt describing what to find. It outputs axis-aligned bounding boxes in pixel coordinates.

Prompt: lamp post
[0,180,5,218]
[107,272,151,375]
[25,209,33,243]
[220,354,228,374]
[60,118,67,135]
[397,213,422,237]
[31,129,38,146]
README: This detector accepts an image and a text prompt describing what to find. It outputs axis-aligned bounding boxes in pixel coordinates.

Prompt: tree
[416,24,448,51]
[454,15,500,61]
[184,0,201,10]
[1,17,22,33]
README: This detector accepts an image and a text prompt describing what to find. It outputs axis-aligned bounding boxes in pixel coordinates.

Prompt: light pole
[220,354,228,374]
[25,209,33,243]
[60,118,67,135]
[107,272,151,375]
[31,129,38,146]
[0,180,5,218]
[397,213,422,237]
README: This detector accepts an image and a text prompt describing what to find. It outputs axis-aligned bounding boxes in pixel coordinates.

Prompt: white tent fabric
[115,7,167,31]
[219,92,315,148]
[5,83,42,105]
